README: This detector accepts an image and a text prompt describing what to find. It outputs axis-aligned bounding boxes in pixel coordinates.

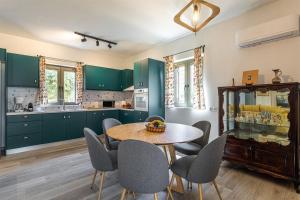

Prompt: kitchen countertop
[6,108,135,116]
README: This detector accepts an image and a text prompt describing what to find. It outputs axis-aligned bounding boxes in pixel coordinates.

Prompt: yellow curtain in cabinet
[164,55,175,108]
[76,62,83,104]
[193,47,205,110]
[38,56,48,105]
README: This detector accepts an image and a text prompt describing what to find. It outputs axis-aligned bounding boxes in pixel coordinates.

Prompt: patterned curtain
[76,62,83,104]
[39,56,48,105]
[193,47,205,110]
[164,55,175,108]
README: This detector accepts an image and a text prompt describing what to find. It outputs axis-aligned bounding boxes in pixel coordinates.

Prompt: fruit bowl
[145,120,166,133]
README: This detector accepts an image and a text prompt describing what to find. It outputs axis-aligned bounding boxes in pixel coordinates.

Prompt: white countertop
[7,108,135,116]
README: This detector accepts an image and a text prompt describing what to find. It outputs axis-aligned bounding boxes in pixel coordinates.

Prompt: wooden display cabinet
[218,82,300,192]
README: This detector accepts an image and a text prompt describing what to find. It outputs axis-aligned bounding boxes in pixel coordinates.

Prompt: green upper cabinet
[0,48,6,62]
[120,69,133,90]
[7,53,39,88]
[84,65,121,91]
[134,59,149,89]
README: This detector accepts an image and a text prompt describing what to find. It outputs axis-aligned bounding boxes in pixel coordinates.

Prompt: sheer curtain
[193,47,205,110]
[164,55,175,108]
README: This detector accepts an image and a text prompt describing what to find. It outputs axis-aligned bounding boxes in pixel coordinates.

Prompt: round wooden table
[107,122,203,193]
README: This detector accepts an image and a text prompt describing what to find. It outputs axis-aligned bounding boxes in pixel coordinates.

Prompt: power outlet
[209,107,218,112]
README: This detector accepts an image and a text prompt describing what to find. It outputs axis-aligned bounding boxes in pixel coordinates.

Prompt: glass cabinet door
[223,88,291,146]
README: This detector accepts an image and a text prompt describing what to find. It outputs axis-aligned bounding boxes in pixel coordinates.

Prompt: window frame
[174,59,194,108]
[46,64,77,105]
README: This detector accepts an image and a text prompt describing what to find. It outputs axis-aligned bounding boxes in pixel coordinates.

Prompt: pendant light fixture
[174,0,220,33]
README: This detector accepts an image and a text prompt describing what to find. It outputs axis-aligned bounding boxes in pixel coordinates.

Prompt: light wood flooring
[0,139,299,200]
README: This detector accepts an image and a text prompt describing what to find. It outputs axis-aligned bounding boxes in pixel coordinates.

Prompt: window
[45,65,76,104]
[174,59,194,107]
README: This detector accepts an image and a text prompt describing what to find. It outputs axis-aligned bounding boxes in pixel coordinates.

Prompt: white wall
[0,32,128,69]
[125,0,300,140]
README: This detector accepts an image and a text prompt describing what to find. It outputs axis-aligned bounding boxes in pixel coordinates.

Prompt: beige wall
[0,32,128,69]
[126,0,300,139]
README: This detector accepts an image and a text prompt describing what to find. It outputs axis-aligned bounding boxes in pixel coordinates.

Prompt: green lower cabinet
[66,112,86,139]
[86,111,102,135]
[134,111,148,122]
[119,110,135,124]
[7,133,42,149]
[6,114,43,149]
[42,113,67,143]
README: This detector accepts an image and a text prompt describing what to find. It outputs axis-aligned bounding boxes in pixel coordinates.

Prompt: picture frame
[242,70,259,85]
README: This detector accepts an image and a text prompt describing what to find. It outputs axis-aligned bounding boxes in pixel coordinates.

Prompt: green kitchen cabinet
[134,59,148,89]
[65,112,86,139]
[86,110,119,135]
[6,114,42,149]
[7,53,39,88]
[0,48,6,61]
[86,111,103,135]
[42,113,67,143]
[84,65,121,91]
[134,111,148,122]
[120,69,133,90]
[119,110,135,124]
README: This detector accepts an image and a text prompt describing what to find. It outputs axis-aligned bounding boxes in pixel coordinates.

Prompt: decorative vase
[272,69,282,84]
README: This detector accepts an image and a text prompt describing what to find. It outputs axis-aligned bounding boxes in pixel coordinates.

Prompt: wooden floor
[0,139,299,200]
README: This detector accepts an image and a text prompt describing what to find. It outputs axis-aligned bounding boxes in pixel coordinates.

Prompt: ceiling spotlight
[81,37,87,42]
[96,40,99,46]
[108,43,112,49]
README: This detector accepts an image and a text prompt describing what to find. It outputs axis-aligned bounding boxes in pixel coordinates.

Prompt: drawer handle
[68,116,71,119]
[93,113,96,115]
[24,123,28,127]
[24,115,28,118]
[24,136,29,140]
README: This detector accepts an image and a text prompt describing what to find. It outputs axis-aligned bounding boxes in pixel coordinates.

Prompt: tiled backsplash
[7,87,134,111]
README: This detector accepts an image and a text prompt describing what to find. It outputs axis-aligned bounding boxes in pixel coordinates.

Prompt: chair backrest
[118,140,169,194]
[102,118,122,149]
[84,128,114,171]
[187,133,227,183]
[192,121,211,147]
[145,115,165,122]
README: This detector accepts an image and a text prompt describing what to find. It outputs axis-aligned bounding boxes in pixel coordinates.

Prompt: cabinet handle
[34,80,37,83]
[24,115,28,118]
[93,112,96,115]
[64,116,66,119]
[24,136,29,140]
[24,123,28,127]
[68,116,71,119]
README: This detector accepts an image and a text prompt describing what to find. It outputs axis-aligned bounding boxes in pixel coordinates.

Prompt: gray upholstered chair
[174,121,211,155]
[145,115,165,122]
[84,128,118,200]
[118,140,174,200]
[170,134,227,200]
[102,118,122,151]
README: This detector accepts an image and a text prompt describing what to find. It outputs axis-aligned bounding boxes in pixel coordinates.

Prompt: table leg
[167,144,185,194]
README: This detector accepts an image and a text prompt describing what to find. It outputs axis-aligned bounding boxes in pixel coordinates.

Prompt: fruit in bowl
[146,120,166,133]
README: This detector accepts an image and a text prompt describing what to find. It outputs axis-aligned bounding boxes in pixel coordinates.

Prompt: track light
[81,37,87,42]
[75,32,117,49]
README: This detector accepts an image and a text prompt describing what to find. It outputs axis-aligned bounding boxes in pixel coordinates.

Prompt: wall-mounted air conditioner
[236,15,300,48]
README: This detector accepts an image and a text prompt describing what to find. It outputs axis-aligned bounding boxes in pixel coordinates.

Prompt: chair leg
[167,186,174,200]
[213,180,223,200]
[187,181,193,190]
[98,172,105,200]
[132,191,136,199]
[198,184,203,200]
[91,170,98,189]
[120,189,127,200]
[154,193,159,200]
[167,175,175,200]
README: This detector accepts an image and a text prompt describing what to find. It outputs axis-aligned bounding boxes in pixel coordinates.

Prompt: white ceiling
[0,0,276,55]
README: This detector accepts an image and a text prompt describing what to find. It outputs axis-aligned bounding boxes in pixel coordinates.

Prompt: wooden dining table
[107,122,203,194]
